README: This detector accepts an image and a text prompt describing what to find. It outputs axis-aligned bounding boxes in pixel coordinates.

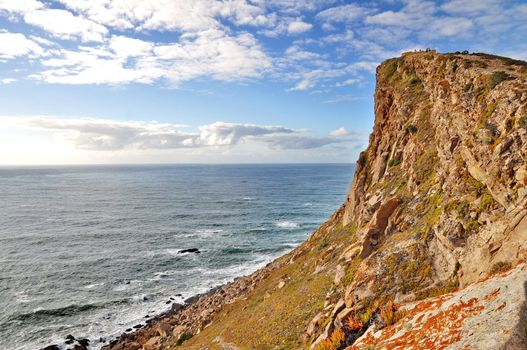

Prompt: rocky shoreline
[41,247,293,350]
[99,255,290,350]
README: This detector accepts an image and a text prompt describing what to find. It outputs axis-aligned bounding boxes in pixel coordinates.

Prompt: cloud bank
[13,117,362,152]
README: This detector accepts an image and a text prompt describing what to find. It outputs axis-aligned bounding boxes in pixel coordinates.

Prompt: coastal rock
[154,323,172,338]
[348,263,527,349]
[179,248,200,254]
[171,302,184,313]
[358,196,400,258]
[142,336,162,350]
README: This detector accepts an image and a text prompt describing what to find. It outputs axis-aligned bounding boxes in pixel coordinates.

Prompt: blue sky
[0,0,526,165]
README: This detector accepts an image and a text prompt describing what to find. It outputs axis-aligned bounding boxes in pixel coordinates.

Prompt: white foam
[275,221,299,229]
[303,202,313,206]
[15,291,33,303]
[195,229,223,236]
[84,282,104,289]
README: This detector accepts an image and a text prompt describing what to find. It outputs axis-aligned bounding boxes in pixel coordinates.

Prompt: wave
[275,221,300,229]
[10,300,127,322]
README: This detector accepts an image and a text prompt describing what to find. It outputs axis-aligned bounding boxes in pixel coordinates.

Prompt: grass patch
[388,158,401,167]
[488,71,511,89]
[490,261,512,274]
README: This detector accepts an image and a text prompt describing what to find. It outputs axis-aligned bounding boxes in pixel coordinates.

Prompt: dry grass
[380,300,408,326]
[314,328,346,350]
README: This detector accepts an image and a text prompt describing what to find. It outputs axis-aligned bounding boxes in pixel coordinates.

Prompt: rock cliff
[101,51,527,350]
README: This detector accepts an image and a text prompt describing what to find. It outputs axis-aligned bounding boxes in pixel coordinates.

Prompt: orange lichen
[483,288,500,302]
[348,294,486,350]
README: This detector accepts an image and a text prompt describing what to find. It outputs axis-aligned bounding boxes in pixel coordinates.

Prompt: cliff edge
[102,51,527,350]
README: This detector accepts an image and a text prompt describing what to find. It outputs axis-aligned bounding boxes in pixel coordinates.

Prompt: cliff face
[102,52,527,350]
[341,51,527,304]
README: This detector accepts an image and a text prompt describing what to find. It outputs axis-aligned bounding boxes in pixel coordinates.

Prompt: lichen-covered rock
[348,263,527,350]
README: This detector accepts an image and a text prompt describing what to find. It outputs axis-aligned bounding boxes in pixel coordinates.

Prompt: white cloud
[1,78,16,84]
[316,4,371,23]
[323,95,366,104]
[329,127,351,137]
[430,17,472,37]
[56,0,267,33]
[441,0,501,15]
[0,31,43,59]
[365,1,436,28]
[335,78,361,87]
[198,121,293,146]
[18,117,297,150]
[0,0,42,14]
[24,8,108,42]
[109,35,153,58]
[260,134,344,150]
[347,61,378,73]
[287,20,313,34]
[32,30,271,85]
[8,116,362,153]
[322,29,354,43]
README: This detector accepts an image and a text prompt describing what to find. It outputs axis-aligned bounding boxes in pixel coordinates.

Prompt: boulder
[155,322,172,338]
[306,311,324,336]
[179,248,200,254]
[142,336,162,350]
[359,196,401,258]
[172,325,187,339]
[349,263,527,349]
[334,265,345,285]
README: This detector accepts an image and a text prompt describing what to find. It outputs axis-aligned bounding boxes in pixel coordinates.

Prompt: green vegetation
[488,71,510,89]
[519,115,527,129]
[175,333,193,346]
[381,58,399,81]
[405,124,418,134]
[466,220,480,234]
[463,82,473,92]
[388,158,401,167]
[490,261,512,274]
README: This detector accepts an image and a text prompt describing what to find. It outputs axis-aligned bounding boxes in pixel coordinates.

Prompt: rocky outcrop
[102,51,527,350]
[348,262,527,350]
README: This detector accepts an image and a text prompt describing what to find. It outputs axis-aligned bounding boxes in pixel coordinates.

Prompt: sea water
[0,164,354,349]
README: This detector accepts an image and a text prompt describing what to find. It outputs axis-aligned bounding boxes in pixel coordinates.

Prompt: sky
[0,0,526,165]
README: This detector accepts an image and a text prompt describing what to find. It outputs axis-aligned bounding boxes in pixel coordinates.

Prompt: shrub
[405,124,418,134]
[388,158,401,167]
[315,328,345,350]
[345,314,364,331]
[380,300,407,326]
[490,261,512,275]
[488,71,510,89]
[466,220,480,234]
[519,115,527,129]
[175,332,193,346]
[382,59,399,80]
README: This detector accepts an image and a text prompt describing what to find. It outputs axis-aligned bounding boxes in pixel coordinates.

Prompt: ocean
[0,164,354,350]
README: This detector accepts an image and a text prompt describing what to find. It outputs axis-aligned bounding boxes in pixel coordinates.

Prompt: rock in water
[179,248,200,254]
